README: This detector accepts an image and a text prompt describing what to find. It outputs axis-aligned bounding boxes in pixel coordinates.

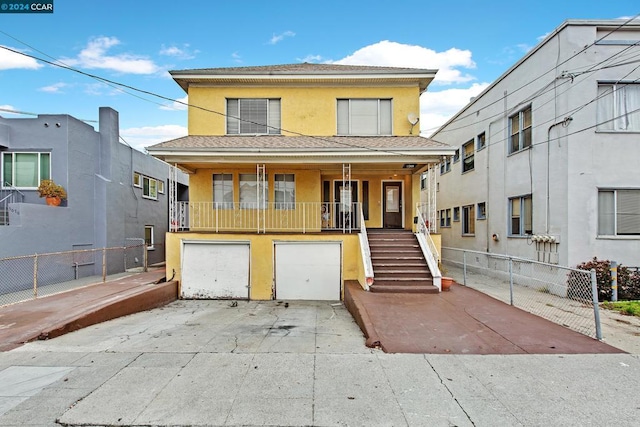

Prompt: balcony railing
[173,202,362,233]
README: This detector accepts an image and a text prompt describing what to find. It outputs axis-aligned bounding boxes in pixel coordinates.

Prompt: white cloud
[332,40,476,85]
[160,95,188,111]
[121,124,187,152]
[231,52,242,63]
[268,31,295,45]
[297,54,324,63]
[60,36,161,74]
[420,83,490,135]
[160,44,197,60]
[0,45,42,70]
[0,105,23,116]
[39,82,68,93]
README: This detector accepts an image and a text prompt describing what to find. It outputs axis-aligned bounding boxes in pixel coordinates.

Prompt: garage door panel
[275,243,341,300]
[182,242,249,299]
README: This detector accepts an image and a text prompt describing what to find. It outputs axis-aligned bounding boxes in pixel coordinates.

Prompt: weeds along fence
[442,247,602,340]
[0,243,156,307]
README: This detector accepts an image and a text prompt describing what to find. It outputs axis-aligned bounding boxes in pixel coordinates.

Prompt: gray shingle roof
[147,135,451,152]
[170,63,436,76]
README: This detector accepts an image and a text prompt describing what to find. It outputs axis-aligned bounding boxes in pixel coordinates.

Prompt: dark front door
[334,181,358,229]
[383,182,402,228]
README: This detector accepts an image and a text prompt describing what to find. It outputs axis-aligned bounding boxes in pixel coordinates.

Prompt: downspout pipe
[546,116,573,234]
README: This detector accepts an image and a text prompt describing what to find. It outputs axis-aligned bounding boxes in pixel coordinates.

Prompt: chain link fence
[0,244,152,307]
[442,247,602,340]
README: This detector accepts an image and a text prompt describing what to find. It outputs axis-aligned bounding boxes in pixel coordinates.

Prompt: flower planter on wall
[45,196,61,206]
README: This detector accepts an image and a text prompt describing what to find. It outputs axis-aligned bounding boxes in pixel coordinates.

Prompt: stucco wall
[431,22,640,267]
[165,232,361,300]
[0,108,186,266]
[188,85,421,136]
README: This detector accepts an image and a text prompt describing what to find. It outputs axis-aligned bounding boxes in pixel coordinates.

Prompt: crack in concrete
[424,355,477,427]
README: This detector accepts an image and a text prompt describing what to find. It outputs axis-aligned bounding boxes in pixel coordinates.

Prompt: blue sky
[0,1,638,151]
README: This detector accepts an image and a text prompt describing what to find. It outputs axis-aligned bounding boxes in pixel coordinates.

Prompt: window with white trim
[453,148,460,163]
[2,152,51,188]
[142,176,158,200]
[477,132,486,150]
[133,172,141,187]
[440,157,451,175]
[453,206,460,222]
[144,225,154,249]
[598,189,640,236]
[477,202,486,219]
[213,173,234,208]
[462,204,475,235]
[596,83,640,131]
[226,98,281,135]
[509,106,532,154]
[462,140,474,172]
[439,209,451,227]
[158,180,165,194]
[239,173,268,209]
[274,174,295,210]
[509,195,532,236]
[337,99,392,135]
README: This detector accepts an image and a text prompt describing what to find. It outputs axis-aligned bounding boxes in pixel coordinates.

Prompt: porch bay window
[239,173,268,209]
[274,174,295,210]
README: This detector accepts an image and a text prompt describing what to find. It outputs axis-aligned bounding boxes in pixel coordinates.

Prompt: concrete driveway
[1,299,639,426]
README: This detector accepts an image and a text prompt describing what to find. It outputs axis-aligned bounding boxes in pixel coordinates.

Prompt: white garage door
[181,241,250,299]
[275,242,341,300]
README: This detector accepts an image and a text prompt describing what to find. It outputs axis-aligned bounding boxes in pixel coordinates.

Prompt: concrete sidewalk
[1,300,638,426]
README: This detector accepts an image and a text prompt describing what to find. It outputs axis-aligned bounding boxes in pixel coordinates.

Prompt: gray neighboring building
[0,107,188,268]
[429,19,640,267]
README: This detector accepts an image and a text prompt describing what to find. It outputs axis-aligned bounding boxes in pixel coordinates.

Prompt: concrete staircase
[368,229,438,294]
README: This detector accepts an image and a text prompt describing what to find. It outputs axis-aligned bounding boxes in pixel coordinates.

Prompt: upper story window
[598,189,640,236]
[274,173,295,210]
[440,157,451,175]
[226,98,281,135]
[509,195,532,236]
[453,148,460,163]
[509,106,532,154]
[337,99,392,135]
[477,132,486,150]
[2,152,50,189]
[596,83,640,132]
[462,140,474,172]
[142,176,158,200]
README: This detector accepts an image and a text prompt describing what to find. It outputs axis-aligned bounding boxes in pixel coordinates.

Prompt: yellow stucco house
[147,63,455,301]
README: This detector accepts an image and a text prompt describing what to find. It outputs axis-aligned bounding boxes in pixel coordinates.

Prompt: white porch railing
[174,202,362,233]
[357,203,374,290]
[416,204,439,262]
[416,204,442,291]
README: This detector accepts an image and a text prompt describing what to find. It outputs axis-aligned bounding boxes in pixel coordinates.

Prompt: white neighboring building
[429,19,640,268]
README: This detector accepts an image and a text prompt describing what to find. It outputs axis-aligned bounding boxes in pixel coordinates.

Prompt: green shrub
[568,257,640,302]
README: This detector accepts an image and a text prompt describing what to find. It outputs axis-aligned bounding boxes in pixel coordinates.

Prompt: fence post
[463,251,467,286]
[610,260,618,302]
[102,248,107,283]
[591,268,603,340]
[509,257,514,306]
[143,244,148,272]
[33,253,38,299]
